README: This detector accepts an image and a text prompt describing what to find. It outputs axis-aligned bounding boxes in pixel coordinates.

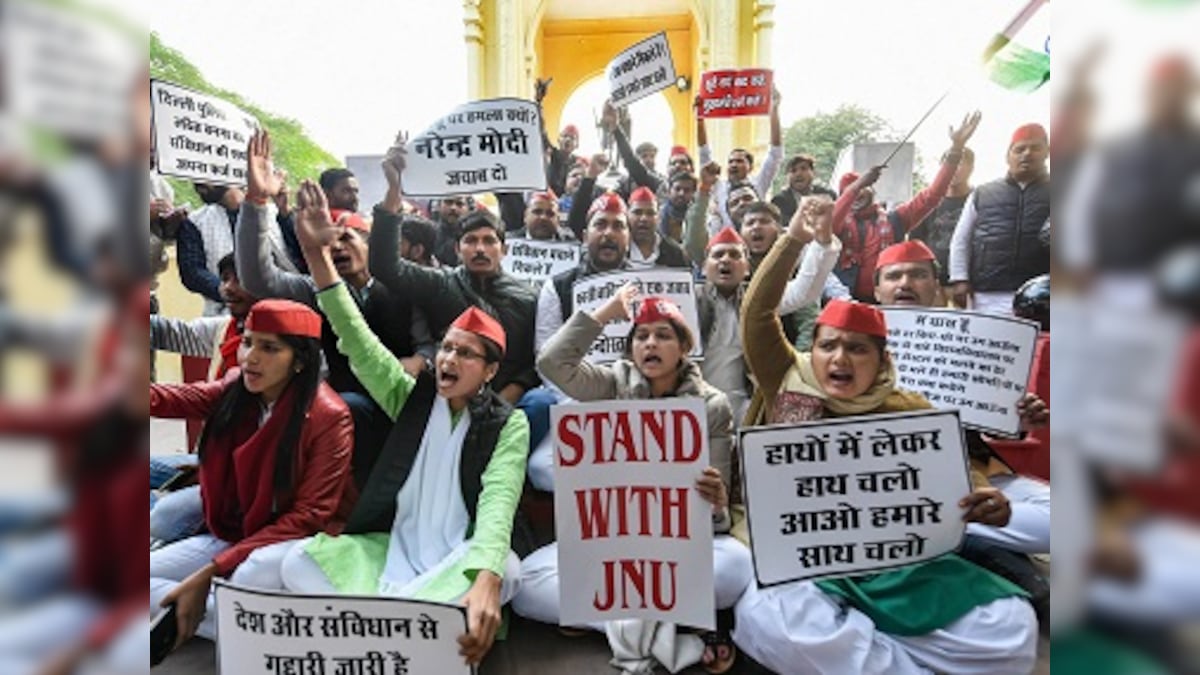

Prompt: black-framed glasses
[438,341,486,361]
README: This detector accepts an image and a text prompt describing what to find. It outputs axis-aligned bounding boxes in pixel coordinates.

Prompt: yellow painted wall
[538,15,697,150]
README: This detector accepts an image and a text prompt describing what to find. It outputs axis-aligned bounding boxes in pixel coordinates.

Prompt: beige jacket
[538,310,735,532]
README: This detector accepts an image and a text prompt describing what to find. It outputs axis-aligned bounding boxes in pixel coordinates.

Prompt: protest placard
[214,581,470,675]
[151,80,259,186]
[881,308,1038,437]
[403,98,545,197]
[608,32,676,107]
[552,399,714,629]
[697,69,773,118]
[501,239,580,287]
[570,269,701,364]
[739,410,970,586]
[2,0,140,139]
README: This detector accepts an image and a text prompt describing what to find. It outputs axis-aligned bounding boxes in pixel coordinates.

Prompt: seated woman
[149,298,355,649]
[730,196,1038,675]
[513,287,753,674]
[280,181,528,668]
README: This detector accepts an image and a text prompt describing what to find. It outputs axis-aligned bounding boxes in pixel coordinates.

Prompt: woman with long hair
[278,181,529,668]
[730,196,1038,675]
[512,287,752,674]
[149,298,355,649]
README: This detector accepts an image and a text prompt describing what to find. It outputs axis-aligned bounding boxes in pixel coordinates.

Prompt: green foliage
[149,33,339,207]
[774,105,893,194]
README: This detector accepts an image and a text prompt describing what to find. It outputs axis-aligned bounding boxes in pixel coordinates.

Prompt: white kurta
[380,397,471,596]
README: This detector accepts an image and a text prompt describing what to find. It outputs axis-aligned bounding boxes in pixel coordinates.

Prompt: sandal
[699,610,737,674]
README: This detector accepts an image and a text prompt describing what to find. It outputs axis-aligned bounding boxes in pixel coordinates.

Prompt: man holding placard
[695,85,784,231]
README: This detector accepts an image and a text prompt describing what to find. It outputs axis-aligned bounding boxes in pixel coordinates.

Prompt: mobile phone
[157,465,198,493]
[150,604,178,667]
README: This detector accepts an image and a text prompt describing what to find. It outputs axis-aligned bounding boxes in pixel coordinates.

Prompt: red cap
[876,240,936,271]
[628,186,657,205]
[839,172,859,193]
[1150,54,1191,84]
[529,189,558,204]
[816,299,888,339]
[633,296,693,348]
[330,209,370,233]
[1010,123,1048,147]
[246,299,323,339]
[587,192,627,221]
[450,306,506,356]
[706,225,745,251]
[562,125,579,137]
[670,145,690,159]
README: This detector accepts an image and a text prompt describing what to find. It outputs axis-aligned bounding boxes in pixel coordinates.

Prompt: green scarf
[817,554,1028,636]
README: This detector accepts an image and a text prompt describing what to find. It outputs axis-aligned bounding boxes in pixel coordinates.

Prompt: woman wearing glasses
[280,181,529,668]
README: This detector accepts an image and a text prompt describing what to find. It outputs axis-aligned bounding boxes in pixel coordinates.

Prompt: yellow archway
[463,0,776,161]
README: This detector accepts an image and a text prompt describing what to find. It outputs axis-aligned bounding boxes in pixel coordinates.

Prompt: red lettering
[673,410,702,462]
[650,561,678,610]
[612,412,637,462]
[640,410,668,461]
[575,488,611,540]
[557,414,583,467]
[593,559,679,613]
[660,487,690,539]
[584,411,612,463]
[594,560,615,610]
[629,485,656,535]
[620,559,647,609]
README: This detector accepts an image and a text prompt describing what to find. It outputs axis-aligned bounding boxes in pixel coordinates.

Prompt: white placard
[552,399,715,630]
[607,32,677,108]
[214,581,470,675]
[502,239,581,286]
[2,0,140,139]
[151,80,259,186]
[570,269,701,364]
[739,410,970,586]
[881,308,1038,437]
[403,98,546,197]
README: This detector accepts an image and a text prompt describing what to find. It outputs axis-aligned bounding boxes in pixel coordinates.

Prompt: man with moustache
[771,153,838,225]
[626,186,690,270]
[502,190,576,241]
[949,123,1051,314]
[658,170,697,243]
[373,137,540,406]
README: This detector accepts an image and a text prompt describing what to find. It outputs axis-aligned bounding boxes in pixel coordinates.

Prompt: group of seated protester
[150,105,1050,673]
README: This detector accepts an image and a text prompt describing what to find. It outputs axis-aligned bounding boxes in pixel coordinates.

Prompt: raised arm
[371,133,451,301]
[603,99,662,194]
[237,130,318,305]
[741,198,830,401]
[894,111,980,231]
[751,87,784,199]
[778,195,841,314]
[566,155,607,240]
[683,162,720,263]
[695,95,710,165]
[294,178,417,419]
[535,286,639,401]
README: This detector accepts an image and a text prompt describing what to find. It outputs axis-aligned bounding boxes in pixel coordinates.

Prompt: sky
[122,0,1199,184]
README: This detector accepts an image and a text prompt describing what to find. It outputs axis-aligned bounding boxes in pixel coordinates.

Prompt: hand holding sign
[694,466,728,512]
[1017,392,1049,430]
[959,487,1011,527]
[457,570,502,666]
[246,130,283,202]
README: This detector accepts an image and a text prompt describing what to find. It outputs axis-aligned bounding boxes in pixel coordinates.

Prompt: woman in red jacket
[149,298,355,650]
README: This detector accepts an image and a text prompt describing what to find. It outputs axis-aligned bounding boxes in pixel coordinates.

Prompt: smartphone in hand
[150,604,178,667]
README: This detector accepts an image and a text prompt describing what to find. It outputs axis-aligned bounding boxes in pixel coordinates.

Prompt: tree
[150,33,339,209]
[774,105,893,194]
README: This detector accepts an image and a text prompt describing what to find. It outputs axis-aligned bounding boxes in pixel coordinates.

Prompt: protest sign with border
[502,239,581,287]
[739,410,970,586]
[697,69,773,118]
[150,80,259,187]
[881,308,1038,437]
[214,581,471,675]
[403,98,545,197]
[570,269,701,364]
[608,32,676,108]
[552,399,715,630]
[2,0,140,140]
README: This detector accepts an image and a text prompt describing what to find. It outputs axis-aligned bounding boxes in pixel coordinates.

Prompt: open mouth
[828,371,855,386]
[893,289,918,303]
[438,371,460,387]
[332,254,352,268]
[642,355,662,367]
[716,263,732,276]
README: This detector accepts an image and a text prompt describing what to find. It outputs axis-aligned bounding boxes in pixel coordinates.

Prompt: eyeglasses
[438,342,486,361]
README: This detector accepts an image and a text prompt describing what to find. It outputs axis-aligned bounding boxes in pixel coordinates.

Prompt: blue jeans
[149,485,204,544]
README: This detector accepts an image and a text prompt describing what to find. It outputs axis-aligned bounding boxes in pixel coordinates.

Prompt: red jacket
[833,159,958,301]
[151,371,357,575]
[987,332,1050,480]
